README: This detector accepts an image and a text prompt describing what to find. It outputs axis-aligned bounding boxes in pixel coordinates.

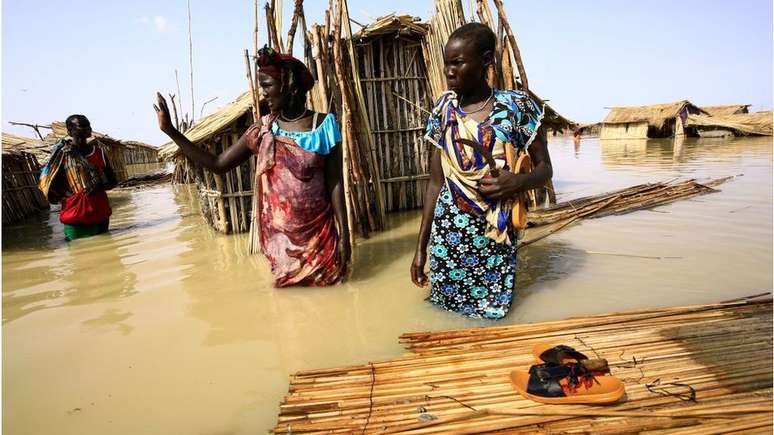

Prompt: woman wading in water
[154,46,350,287]
[410,23,553,319]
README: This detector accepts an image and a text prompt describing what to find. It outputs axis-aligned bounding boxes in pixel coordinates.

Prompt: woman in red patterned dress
[154,47,350,287]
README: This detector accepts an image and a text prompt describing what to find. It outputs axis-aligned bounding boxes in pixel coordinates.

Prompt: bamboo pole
[285,0,303,54]
[271,298,772,433]
[492,0,528,90]
[342,0,386,228]
[331,0,358,245]
[187,0,196,121]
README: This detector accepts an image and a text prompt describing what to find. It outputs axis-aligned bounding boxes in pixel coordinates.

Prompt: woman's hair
[448,23,496,54]
[65,114,89,130]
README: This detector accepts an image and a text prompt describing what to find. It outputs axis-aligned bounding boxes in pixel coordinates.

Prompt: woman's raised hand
[153,92,174,134]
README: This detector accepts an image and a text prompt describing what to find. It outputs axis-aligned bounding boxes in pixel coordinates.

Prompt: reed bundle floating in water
[520,175,736,247]
[272,295,772,433]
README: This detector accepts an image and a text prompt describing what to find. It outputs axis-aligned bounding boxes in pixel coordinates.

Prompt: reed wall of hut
[2,150,49,225]
[354,23,434,212]
[158,92,257,234]
[122,141,160,165]
[194,113,256,234]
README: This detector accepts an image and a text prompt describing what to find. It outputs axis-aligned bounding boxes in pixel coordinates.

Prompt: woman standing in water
[154,46,350,287]
[410,23,553,319]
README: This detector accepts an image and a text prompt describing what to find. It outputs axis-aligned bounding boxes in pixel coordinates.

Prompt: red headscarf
[257,45,315,92]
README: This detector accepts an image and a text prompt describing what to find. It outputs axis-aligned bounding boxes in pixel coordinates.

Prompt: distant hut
[576,122,601,137]
[601,101,708,140]
[1,133,49,225]
[122,141,161,165]
[701,104,750,117]
[158,92,256,233]
[686,110,773,137]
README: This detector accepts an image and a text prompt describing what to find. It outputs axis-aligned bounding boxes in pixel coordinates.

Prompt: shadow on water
[515,239,588,297]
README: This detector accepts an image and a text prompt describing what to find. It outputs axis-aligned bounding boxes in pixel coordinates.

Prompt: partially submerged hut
[122,140,161,165]
[1,134,49,225]
[701,104,750,116]
[1,132,51,163]
[158,92,256,233]
[601,101,707,140]
[686,110,773,137]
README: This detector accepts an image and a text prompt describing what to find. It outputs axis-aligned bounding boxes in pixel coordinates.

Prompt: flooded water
[3,136,772,434]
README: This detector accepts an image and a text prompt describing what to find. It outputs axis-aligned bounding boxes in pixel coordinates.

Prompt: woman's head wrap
[257,45,315,92]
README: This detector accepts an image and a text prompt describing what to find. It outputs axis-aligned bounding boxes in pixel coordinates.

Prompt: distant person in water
[38,115,118,241]
[154,45,350,287]
[410,23,553,320]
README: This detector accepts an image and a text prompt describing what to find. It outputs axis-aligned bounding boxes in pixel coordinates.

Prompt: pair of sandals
[510,343,626,404]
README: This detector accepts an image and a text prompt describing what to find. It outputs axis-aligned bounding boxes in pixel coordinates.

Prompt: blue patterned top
[424,89,543,152]
[271,112,341,155]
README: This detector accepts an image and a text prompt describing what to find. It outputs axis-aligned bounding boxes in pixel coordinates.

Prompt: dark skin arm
[154,92,254,175]
[101,153,118,191]
[46,170,69,204]
[410,148,443,287]
[478,126,553,200]
[325,142,351,267]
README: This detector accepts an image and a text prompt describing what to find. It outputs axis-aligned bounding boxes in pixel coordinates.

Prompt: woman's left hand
[479,171,528,200]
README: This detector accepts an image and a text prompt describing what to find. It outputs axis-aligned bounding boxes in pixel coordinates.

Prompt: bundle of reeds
[422,0,466,98]
[520,176,736,247]
[272,295,772,433]
[2,150,49,225]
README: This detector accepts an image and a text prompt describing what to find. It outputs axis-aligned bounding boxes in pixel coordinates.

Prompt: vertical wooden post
[492,0,528,91]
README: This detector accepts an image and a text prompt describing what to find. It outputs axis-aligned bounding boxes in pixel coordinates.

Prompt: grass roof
[603,101,707,128]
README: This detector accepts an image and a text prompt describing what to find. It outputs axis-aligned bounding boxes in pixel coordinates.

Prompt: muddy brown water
[3,136,772,434]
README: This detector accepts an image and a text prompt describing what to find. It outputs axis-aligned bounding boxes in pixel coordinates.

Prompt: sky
[2,0,772,145]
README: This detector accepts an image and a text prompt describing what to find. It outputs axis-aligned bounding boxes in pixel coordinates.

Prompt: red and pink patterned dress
[245,113,344,287]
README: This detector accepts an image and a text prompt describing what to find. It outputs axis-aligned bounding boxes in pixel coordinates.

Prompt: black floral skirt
[427,184,517,320]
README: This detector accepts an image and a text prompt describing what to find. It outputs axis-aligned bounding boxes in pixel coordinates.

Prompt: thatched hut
[1,134,49,225]
[601,101,708,140]
[701,104,750,116]
[352,14,433,212]
[1,132,51,163]
[122,140,161,165]
[686,110,773,137]
[158,91,256,233]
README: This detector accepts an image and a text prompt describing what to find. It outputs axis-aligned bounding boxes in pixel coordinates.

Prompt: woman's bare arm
[411,148,443,287]
[155,92,255,175]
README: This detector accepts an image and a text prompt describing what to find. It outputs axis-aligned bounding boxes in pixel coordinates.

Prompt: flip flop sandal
[532,343,611,374]
[510,363,625,405]
[533,343,589,365]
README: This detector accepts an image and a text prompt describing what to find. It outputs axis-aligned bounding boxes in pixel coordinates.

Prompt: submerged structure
[1,133,49,225]
[601,101,708,140]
